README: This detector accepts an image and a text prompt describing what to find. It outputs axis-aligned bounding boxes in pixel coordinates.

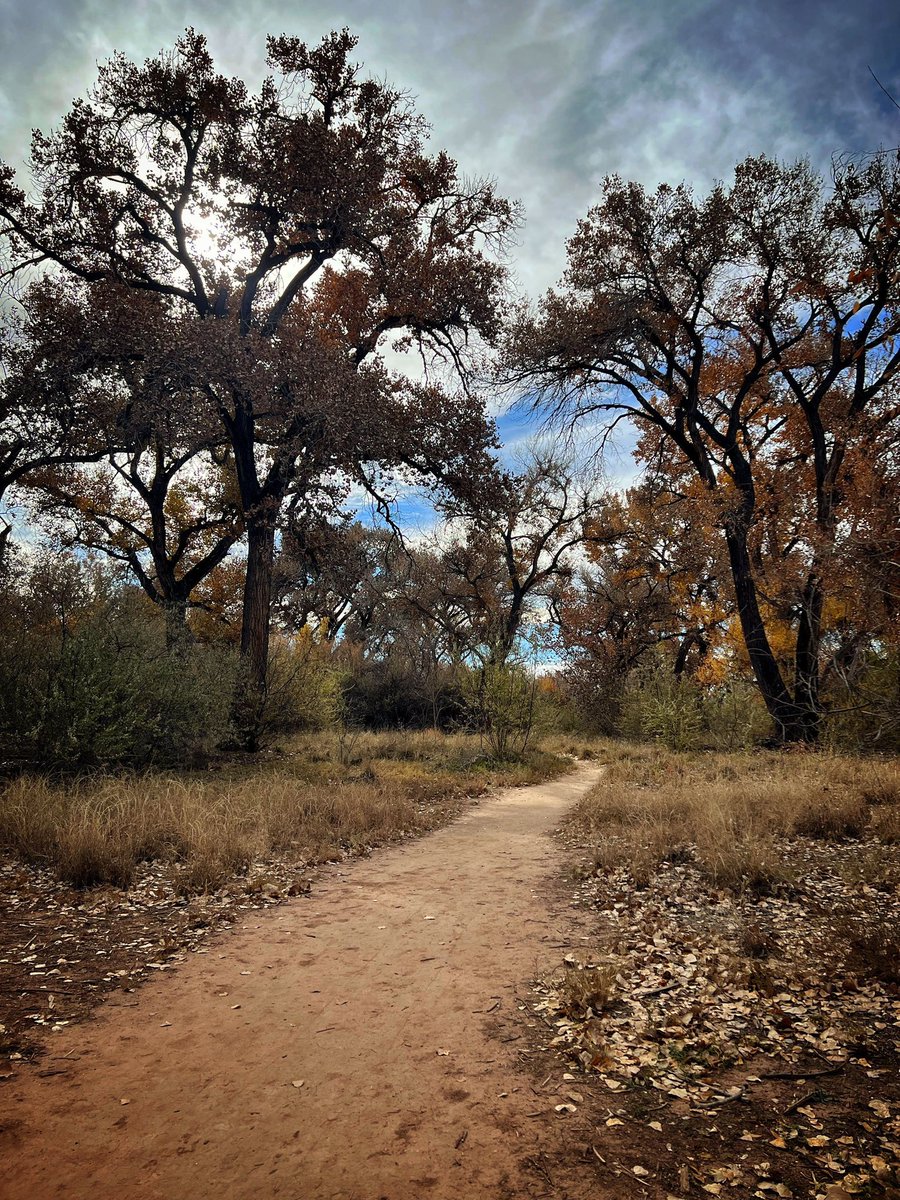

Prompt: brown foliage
[505,156,900,743]
[0,29,516,742]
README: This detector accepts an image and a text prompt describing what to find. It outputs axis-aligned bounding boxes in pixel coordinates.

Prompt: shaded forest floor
[521,746,900,1200]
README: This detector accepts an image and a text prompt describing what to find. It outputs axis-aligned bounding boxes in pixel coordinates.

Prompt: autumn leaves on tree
[0,30,513,744]
[506,157,900,742]
[1,29,898,747]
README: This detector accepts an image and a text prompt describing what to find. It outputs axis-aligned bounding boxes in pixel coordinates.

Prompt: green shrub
[461,659,538,761]
[0,555,236,767]
[261,629,344,736]
[621,668,704,751]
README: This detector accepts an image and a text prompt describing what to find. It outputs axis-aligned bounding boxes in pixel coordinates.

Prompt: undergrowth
[568,746,899,893]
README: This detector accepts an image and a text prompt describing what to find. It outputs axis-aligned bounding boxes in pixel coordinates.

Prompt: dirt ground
[0,763,606,1200]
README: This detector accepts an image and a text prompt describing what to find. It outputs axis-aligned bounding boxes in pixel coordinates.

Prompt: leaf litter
[0,850,317,1067]
[519,829,900,1199]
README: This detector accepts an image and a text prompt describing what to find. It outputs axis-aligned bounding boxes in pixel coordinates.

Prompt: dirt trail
[1,764,603,1200]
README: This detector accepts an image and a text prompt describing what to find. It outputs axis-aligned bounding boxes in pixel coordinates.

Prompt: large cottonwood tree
[506,155,900,742]
[0,29,514,739]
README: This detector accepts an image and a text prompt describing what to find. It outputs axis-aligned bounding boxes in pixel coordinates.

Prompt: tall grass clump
[570,749,900,893]
[0,772,423,891]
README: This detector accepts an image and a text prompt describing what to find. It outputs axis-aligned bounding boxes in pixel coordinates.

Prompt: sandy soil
[0,763,604,1200]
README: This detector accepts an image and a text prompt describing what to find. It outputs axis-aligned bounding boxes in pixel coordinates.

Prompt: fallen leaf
[291,1079,304,1088]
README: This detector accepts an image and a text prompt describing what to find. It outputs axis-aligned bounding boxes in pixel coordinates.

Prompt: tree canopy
[0,29,515,743]
[505,155,900,741]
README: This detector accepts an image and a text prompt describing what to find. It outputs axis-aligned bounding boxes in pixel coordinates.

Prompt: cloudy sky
[1,0,898,525]
[2,0,897,296]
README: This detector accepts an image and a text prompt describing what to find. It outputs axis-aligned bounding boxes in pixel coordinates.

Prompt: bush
[0,554,236,767]
[340,649,465,731]
[621,668,704,751]
[823,653,900,754]
[462,659,537,760]
[260,628,344,737]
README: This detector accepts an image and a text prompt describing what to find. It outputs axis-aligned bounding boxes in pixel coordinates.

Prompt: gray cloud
[1,0,897,300]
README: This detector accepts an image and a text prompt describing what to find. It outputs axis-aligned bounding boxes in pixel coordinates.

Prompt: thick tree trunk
[163,598,193,654]
[723,523,815,743]
[235,514,277,749]
[225,400,283,751]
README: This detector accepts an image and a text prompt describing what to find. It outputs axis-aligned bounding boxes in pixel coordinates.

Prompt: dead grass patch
[557,963,618,1020]
[0,733,570,893]
[567,747,900,892]
[531,743,900,1199]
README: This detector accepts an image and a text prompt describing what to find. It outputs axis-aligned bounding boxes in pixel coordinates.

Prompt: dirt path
[1,763,603,1200]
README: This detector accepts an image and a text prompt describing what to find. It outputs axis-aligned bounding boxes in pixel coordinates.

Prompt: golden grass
[557,963,618,1020]
[568,746,900,894]
[0,732,569,892]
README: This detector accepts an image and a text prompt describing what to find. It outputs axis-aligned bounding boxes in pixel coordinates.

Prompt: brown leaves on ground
[520,747,900,1200]
[0,852,305,1064]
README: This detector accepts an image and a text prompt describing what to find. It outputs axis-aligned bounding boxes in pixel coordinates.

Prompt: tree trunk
[723,522,814,743]
[235,514,277,749]
[163,598,193,654]
[673,631,707,677]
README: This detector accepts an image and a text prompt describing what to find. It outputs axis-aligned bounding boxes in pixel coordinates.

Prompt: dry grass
[0,731,569,893]
[557,963,618,1020]
[540,733,661,767]
[539,742,900,1197]
[569,745,900,895]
